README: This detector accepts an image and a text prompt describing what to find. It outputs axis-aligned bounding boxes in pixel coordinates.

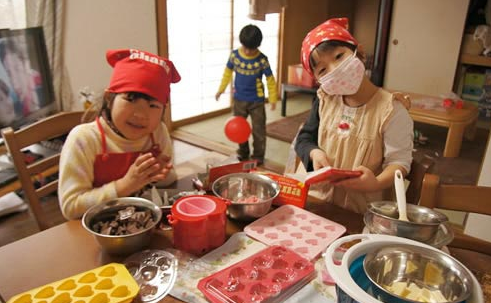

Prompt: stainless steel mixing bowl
[212,173,280,221]
[82,197,162,255]
[364,201,448,243]
[364,244,473,303]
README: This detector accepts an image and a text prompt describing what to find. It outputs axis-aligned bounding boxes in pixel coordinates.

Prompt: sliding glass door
[167,0,279,123]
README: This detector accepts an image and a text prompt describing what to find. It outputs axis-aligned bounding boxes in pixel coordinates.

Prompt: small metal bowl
[364,201,448,243]
[82,197,162,255]
[364,244,473,303]
[212,173,280,221]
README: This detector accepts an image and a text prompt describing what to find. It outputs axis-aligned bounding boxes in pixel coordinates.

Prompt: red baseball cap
[301,18,358,76]
[106,49,181,104]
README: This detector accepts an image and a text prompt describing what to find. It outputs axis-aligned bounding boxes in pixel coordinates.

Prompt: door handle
[392,39,399,45]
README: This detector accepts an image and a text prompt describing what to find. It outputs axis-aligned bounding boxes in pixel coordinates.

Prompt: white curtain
[26,0,74,111]
[0,0,25,29]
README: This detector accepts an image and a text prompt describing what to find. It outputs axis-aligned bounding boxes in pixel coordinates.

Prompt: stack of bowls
[212,172,280,221]
[324,234,483,303]
[364,201,451,246]
[364,244,473,303]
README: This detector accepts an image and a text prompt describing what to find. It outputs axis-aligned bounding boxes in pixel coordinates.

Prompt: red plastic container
[167,195,229,256]
[198,245,315,303]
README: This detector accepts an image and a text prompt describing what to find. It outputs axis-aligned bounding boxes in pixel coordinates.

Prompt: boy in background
[216,24,277,165]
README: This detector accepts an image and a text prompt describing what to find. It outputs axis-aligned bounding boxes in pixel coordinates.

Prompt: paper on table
[286,166,362,185]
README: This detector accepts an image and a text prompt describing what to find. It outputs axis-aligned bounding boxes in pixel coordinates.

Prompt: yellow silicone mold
[7,263,139,303]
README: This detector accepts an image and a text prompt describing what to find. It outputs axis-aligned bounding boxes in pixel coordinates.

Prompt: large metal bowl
[364,244,473,303]
[364,201,448,243]
[82,197,162,255]
[212,173,280,221]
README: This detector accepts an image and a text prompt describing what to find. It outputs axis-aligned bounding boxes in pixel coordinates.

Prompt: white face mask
[319,51,365,95]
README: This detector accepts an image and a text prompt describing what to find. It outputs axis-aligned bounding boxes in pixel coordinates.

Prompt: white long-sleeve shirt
[58,118,176,220]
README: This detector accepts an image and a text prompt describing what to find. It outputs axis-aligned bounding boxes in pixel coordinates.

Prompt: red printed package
[259,172,309,208]
[195,160,257,190]
[288,166,362,185]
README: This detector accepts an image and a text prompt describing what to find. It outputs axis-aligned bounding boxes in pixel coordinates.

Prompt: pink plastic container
[167,195,229,255]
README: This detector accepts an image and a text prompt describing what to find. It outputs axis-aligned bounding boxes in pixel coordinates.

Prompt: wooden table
[0,201,364,301]
[0,202,491,302]
[408,100,479,157]
[1,199,489,302]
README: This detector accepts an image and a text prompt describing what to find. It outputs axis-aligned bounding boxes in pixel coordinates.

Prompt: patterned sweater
[218,48,277,103]
[58,118,176,220]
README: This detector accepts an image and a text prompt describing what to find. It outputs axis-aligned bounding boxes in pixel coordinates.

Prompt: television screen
[0,26,56,130]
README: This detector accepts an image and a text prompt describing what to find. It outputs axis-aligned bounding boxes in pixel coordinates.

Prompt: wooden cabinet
[383,0,470,96]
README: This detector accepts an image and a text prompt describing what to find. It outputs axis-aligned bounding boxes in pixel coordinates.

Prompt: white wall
[63,0,158,109]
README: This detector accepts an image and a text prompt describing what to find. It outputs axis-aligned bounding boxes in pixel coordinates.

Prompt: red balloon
[224,116,251,143]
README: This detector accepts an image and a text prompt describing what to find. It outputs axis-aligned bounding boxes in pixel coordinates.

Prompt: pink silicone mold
[244,205,346,260]
[197,245,315,303]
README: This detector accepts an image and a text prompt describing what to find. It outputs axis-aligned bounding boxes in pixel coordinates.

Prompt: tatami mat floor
[177,95,313,170]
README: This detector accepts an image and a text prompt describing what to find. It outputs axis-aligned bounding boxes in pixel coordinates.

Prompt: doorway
[166,0,279,124]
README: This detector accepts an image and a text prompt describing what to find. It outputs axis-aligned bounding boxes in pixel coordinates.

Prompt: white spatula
[394,169,409,221]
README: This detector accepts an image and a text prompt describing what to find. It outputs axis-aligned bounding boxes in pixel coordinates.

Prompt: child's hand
[270,103,276,111]
[334,165,381,192]
[115,153,167,197]
[154,154,173,177]
[215,92,222,101]
[310,149,330,170]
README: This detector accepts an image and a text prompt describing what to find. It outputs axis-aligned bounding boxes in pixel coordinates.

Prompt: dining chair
[419,173,491,256]
[1,111,84,231]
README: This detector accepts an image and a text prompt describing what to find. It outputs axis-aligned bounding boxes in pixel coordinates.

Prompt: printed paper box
[260,172,309,208]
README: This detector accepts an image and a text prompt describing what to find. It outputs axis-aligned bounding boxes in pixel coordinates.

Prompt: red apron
[93,117,161,187]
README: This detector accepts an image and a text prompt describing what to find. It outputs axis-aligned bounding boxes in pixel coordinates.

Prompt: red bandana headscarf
[300,18,358,76]
[106,49,181,105]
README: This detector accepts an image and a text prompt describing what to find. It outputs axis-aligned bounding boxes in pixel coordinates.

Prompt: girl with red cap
[58,49,180,219]
[294,18,413,214]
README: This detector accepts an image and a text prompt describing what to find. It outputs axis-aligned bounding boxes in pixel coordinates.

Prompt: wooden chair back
[1,111,84,231]
[420,173,491,255]
[405,156,435,204]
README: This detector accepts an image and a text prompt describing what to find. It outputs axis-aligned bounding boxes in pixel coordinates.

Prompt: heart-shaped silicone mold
[276,226,288,232]
[290,232,302,239]
[306,239,318,245]
[111,285,131,298]
[73,285,93,297]
[12,294,31,303]
[98,266,117,277]
[300,225,312,232]
[52,293,71,303]
[34,287,55,299]
[89,293,109,303]
[95,278,114,290]
[57,279,76,291]
[78,273,97,283]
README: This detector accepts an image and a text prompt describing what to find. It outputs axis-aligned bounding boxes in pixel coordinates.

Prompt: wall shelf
[460,53,491,68]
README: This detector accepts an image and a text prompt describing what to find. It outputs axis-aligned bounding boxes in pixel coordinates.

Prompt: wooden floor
[0,139,236,247]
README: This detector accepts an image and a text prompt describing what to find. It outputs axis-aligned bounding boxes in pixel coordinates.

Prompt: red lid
[171,195,227,221]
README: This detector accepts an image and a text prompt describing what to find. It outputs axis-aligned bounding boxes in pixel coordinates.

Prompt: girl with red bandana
[294,18,413,214]
[59,49,180,219]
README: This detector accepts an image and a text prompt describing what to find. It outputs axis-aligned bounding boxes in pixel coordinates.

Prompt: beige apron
[302,88,395,214]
